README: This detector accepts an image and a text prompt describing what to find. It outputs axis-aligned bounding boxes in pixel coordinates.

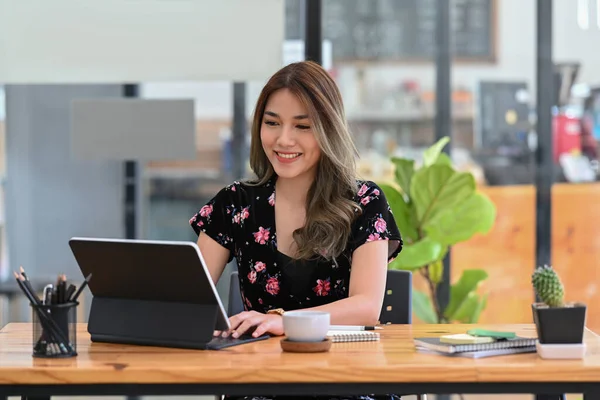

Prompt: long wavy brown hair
[248,61,360,260]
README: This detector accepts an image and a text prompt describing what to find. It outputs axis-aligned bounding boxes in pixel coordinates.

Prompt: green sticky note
[466,328,516,339]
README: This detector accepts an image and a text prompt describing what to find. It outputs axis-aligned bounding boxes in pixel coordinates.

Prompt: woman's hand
[223,310,284,338]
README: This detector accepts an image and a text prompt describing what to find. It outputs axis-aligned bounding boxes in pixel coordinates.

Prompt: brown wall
[414,183,600,332]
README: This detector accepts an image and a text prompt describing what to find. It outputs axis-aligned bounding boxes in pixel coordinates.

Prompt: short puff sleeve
[189,184,236,263]
[348,181,403,262]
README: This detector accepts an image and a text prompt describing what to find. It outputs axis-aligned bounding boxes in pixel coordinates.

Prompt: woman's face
[260,88,321,181]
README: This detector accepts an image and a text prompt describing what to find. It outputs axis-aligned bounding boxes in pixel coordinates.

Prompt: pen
[43,284,53,305]
[329,325,383,331]
[59,275,67,303]
[65,284,76,302]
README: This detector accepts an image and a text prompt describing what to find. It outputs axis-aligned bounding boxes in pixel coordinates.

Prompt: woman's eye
[297,125,310,130]
[264,120,278,126]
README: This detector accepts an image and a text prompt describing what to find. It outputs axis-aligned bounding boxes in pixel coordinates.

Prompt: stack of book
[414,333,537,359]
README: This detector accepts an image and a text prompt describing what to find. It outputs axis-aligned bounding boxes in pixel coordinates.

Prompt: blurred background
[0,1,599,399]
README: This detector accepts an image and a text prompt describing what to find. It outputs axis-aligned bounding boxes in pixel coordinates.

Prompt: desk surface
[1,323,599,385]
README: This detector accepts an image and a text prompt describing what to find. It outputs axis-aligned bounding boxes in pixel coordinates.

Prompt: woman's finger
[250,320,271,338]
[232,317,261,338]
[228,311,248,328]
[223,311,252,337]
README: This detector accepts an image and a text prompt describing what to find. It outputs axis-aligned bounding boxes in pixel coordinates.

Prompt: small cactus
[532,265,564,307]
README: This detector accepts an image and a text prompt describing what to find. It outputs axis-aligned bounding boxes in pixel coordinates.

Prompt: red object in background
[402,80,419,93]
[553,112,582,163]
[580,112,598,160]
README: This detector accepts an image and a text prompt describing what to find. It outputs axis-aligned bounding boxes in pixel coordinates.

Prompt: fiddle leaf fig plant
[380,137,496,323]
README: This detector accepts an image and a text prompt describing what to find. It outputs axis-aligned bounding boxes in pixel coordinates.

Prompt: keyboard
[206,333,270,350]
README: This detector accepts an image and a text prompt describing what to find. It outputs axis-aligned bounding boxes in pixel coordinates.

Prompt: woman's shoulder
[353,179,384,203]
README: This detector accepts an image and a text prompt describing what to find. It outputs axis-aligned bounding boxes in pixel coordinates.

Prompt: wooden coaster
[280,338,332,353]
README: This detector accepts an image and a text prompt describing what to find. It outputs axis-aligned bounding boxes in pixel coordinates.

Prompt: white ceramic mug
[282,310,330,342]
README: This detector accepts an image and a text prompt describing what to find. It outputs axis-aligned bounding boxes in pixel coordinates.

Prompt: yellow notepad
[326,330,380,343]
[439,333,495,345]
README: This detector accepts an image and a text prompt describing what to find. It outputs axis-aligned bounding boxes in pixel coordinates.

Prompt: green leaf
[391,157,415,197]
[434,152,452,166]
[428,259,444,284]
[388,237,445,271]
[410,164,476,226]
[423,136,450,166]
[408,199,420,232]
[424,192,497,246]
[378,183,418,242]
[443,269,489,321]
[413,290,438,323]
[470,292,489,323]
[450,292,489,323]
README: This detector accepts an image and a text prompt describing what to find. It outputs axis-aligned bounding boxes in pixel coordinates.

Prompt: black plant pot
[532,302,587,344]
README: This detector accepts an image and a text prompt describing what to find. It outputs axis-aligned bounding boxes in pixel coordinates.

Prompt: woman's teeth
[276,152,301,159]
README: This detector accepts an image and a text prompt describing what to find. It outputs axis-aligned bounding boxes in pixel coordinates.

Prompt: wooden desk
[1,323,600,399]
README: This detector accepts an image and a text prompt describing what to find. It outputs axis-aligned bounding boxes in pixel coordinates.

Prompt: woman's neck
[275,174,314,206]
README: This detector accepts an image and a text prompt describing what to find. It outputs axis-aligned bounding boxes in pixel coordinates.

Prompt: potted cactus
[531,265,587,344]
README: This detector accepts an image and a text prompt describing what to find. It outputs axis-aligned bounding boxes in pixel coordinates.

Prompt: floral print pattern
[190,177,402,314]
[314,278,331,296]
[253,227,271,244]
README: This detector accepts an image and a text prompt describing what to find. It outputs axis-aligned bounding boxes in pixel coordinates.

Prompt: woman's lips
[275,151,302,163]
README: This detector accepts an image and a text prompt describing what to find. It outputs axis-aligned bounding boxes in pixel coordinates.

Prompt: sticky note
[439,333,495,345]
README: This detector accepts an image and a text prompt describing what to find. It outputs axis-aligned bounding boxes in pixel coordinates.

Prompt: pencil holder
[31,302,78,358]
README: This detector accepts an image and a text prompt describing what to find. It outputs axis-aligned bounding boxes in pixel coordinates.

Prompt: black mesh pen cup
[31,302,78,358]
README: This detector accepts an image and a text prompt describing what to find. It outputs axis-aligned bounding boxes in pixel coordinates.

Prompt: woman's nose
[277,125,296,146]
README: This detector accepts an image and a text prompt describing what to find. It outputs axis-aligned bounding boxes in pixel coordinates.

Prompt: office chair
[225,269,427,400]
[378,269,412,325]
[228,270,244,317]
[228,270,414,324]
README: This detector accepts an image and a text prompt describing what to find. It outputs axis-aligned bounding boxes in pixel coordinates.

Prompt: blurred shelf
[144,167,221,180]
[347,108,474,123]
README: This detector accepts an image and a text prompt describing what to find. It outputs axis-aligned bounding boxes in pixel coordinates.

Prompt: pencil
[71,273,92,302]
[18,267,43,305]
[19,266,28,280]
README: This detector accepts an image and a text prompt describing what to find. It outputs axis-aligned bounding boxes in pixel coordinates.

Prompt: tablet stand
[87,297,219,349]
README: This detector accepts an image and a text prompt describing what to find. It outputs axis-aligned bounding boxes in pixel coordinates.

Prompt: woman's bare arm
[197,232,231,285]
[304,240,389,325]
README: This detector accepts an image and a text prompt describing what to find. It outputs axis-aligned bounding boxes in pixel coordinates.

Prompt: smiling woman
[189,61,403,400]
[249,61,364,262]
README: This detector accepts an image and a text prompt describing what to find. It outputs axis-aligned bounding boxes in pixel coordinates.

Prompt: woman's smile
[275,151,303,163]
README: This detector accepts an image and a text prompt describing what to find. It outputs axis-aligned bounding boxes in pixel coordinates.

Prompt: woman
[189,61,403,400]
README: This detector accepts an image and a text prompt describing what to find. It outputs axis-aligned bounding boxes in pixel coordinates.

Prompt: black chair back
[379,269,412,324]
[227,269,412,324]
[228,271,244,316]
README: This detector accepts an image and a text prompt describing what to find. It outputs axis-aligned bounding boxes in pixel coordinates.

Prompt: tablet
[68,237,231,333]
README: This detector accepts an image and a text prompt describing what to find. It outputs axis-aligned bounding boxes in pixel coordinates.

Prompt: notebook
[416,345,536,359]
[414,336,536,354]
[326,330,380,343]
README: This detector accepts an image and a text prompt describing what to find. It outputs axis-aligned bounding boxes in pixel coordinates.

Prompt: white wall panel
[0,0,284,83]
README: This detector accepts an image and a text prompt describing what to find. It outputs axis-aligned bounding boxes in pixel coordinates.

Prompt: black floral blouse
[189,176,402,314]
